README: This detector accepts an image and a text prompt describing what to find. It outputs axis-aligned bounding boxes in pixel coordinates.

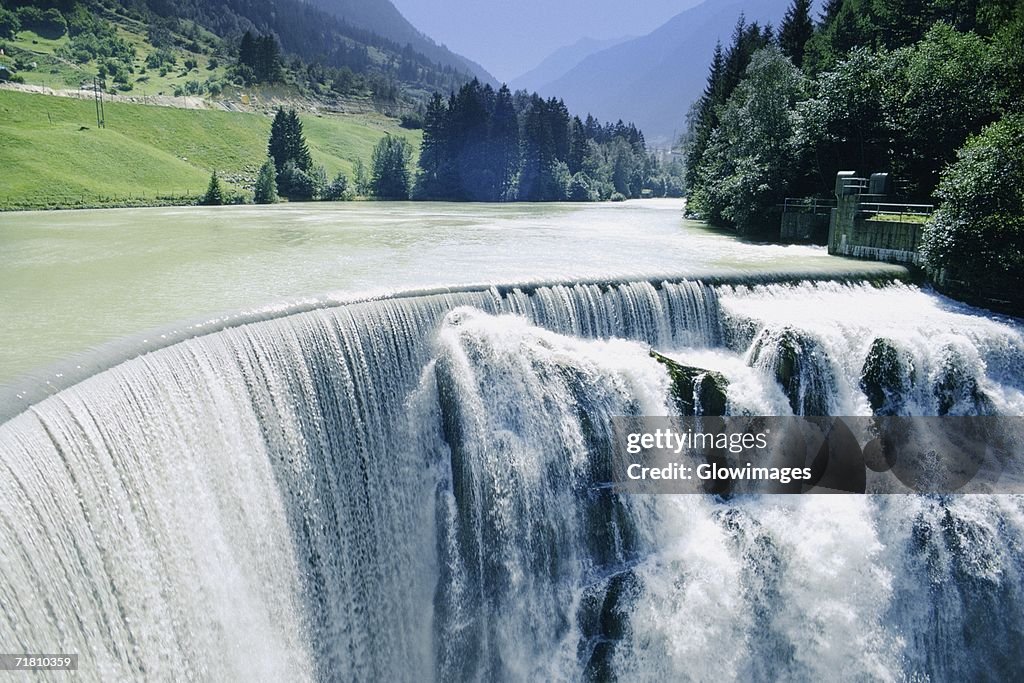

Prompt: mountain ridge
[306,0,496,84]
[509,35,632,93]
[534,0,793,146]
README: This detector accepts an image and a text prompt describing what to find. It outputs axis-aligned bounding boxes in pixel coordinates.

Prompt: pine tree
[254,158,278,204]
[819,0,844,25]
[415,92,450,199]
[239,31,257,71]
[285,110,312,172]
[255,35,283,83]
[268,108,290,174]
[203,171,224,205]
[684,41,725,191]
[489,84,520,201]
[779,0,814,67]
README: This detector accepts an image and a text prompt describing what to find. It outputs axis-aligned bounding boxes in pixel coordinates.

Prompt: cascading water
[1,276,1023,681]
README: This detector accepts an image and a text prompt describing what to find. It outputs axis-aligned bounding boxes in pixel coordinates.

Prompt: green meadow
[0,89,421,209]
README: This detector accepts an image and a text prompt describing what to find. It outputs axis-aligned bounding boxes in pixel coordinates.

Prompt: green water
[0,199,900,386]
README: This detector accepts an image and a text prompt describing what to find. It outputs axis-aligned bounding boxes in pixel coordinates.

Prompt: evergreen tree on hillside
[239,31,257,72]
[780,0,815,67]
[236,31,283,83]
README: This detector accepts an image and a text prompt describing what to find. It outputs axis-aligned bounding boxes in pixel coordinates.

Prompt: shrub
[322,172,352,200]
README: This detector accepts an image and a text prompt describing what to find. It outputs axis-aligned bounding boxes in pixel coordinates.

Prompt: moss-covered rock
[933,347,994,415]
[860,338,914,415]
[651,350,729,416]
[749,327,835,416]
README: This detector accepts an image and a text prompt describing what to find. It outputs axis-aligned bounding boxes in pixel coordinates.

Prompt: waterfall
[1,277,1022,681]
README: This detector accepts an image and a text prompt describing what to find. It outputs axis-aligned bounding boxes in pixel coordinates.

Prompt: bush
[322,172,352,200]
[921,114,1024,307]
[610,192,627,202]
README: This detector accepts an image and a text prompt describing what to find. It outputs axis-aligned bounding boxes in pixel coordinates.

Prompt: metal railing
[856,201,934,223]
[781,197,837,215]
[839,177,869,193]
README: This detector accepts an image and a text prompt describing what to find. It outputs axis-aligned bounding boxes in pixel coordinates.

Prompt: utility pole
[93,77,101,128]
[98,82,105,128]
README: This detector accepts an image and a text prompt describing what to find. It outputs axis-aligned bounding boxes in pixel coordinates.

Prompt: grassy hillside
[0,89,421,209]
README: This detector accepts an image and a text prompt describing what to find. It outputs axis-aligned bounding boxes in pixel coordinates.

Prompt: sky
[389,0,704,82]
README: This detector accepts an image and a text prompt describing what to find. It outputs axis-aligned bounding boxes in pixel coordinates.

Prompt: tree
[254,158,278,204]
[268,109,291,174]
[353,158,370,196]
[884,22,1001,197]
[0,7,20,40]
[490,84,520,200]
[818,0,844,25]
[689,47,807,231]
[203,171,224,205]
[278,160,316,200]
[779,0,814,67]
[268,108,313,197]
[16,7,66,39]
[684,41,726,191]
[237,32,283,83]
[920,113,1024,306]
[285,110,312,172]
[370,134,412,199]
[797,47,893,191]
[415,92,453,199]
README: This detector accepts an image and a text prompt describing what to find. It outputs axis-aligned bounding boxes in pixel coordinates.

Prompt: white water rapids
[1,277,1023,681]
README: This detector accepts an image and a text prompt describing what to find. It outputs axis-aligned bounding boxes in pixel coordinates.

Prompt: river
[1,199,1022,681]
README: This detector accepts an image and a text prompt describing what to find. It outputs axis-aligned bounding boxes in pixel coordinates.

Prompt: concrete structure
[780,198,834,243]
[824,172,931,265]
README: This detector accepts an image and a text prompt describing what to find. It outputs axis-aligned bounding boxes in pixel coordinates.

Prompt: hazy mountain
[307,0,496,84]
[536,0,793,146]
[509,36,633,93]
